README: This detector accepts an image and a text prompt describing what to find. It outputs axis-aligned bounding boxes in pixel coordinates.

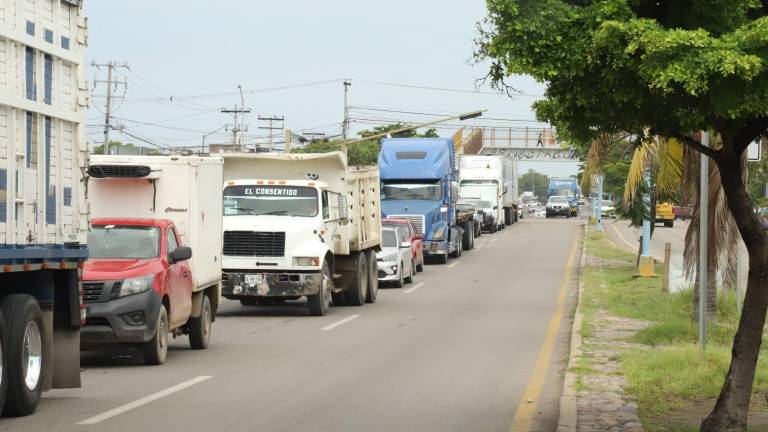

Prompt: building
[0,0,87,240]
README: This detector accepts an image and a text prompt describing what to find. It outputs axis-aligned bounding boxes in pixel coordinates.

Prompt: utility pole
[92,61,128,155]
[258,116,284,150]
[342,79,352,154]
[220,85,251,151]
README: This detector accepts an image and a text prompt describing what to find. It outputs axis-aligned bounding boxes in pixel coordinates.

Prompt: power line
[352,79,534,97]
[348,106,542,123]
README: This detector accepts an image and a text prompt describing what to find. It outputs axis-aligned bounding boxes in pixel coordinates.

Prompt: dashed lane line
[77,376,213,425]
[448,261,460,268]
[321,314,361,331]
[403,282,426,294]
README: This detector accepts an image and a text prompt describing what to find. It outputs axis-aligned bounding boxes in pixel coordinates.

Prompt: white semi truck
[459,155,519,230]
[221,152,381,316]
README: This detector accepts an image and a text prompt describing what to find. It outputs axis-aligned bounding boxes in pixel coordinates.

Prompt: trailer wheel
[462,221,473,251]
[365,250,378,304]
[345,253,368,306]
[1,295,46,416]
[142,305,169,365]
[188,294,212,350]
[308,261,332,316]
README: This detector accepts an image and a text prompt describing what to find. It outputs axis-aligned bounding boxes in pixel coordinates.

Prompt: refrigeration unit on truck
[0,0,90,416]
[379,138,472,264]
[459,155,519,230]
[85,155,224,364]
[221,152,381,316]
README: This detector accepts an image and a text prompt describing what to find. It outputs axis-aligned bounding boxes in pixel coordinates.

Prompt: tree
[295,123,440,166]
[478,2,768,430]
[518,170,549,201]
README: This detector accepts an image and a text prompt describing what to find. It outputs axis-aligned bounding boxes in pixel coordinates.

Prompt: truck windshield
[88,225,161,259]
[549,196,569,204]
[382,181,441,201]
[460,180,499,185]
[223,185,318,217]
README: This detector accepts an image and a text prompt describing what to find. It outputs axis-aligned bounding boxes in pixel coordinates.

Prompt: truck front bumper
[423,240,448,257]
[222,271,323,298]
[81,289,162,345]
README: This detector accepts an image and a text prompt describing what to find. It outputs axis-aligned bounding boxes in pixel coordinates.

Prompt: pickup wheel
[308,261,332,316]
[142,305,169,365]
[345,252,368,306]
[365,250,378,304]
[188,294,212,350]
[1,295,42,416]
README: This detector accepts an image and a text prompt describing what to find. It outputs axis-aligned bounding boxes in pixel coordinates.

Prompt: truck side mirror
[338,195,349,224]
[169,246,192,263]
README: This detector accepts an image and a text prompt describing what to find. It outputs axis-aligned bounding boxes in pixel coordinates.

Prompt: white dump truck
[221,152,381,316]
[86,155,224,363]
[459,155,519,229]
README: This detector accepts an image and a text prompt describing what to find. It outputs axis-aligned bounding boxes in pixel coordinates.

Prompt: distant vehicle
[600,200,616,218]
[546,196,572,218]
[85,156,224,364]
[548,178,581,217]
[577,198,586,206]
[673,205,692,220]
[474,199,499,232]
[377,227,415,288]
[383,218,425,272]
[459,155,519,228]
[656,202,675,227]
[535,208,547,218]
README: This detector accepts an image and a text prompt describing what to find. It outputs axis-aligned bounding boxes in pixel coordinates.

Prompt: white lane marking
[447,261,461,268]
[475,245,485,251]
[404,282,426,294]
[77,376,213,425]
[490,236,499,242]
[321,314,360,331]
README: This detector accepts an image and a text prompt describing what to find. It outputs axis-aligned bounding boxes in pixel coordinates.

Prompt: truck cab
[82,218,199,364]
[378,138,462,264]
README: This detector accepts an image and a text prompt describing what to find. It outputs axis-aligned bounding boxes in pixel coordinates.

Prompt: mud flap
[51,320,81,389]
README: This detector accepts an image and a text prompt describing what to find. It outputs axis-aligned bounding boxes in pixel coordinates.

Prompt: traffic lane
[3,218,580,432]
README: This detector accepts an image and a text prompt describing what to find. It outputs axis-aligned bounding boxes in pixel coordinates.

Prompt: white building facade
[0,0,87,245]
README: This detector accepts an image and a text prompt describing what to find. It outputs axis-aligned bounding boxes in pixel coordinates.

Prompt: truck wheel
[345,253,368,306]
[308,261,332,316]
[462,222,473,251]
[188,294,212,350]
[490,224,497,234]
[0,310,7,416]
[393,263,404,288]
[0,295,41,417]
[142,305,169,365]
[665,220,674,228]
[405,260,415,284]
[365,250,378,304]
[239,298,258,306]
[331,292,347,306]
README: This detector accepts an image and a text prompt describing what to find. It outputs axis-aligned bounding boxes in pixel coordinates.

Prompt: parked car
[383,218,425,272]
[377,227,415,288]
[600,200,616,218]
[546,196,571,218]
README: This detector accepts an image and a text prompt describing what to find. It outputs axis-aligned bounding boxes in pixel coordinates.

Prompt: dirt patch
[648,397,768,431]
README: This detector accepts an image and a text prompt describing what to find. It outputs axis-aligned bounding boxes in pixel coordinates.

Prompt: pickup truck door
[166,227,193,328]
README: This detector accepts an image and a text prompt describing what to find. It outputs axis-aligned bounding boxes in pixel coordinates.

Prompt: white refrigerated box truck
[85,155,224,362]
[221,152,381,316]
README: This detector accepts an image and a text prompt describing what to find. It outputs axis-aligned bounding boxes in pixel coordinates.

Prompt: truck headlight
[293,257,320,267]
[118,276,154,298]
[432,226,446,241]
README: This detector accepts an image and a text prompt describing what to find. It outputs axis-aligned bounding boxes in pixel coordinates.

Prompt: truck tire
[405,260,415,284]
[331,292,347,306]
[504,208,512,226]
[365,250,378,304]
[462,221,473,251]
[490,223,497,234]
[0,310,7,415]
[665,220,674,228]
[142,305,169,365]
[0,295,42,417]
[393,263,405,288]
[308,261,332,316]
[345,253,368,306]
[188,294,212,350]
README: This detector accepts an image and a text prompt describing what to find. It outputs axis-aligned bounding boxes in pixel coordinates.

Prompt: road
[603,218,690,290]
[2,219,581,432]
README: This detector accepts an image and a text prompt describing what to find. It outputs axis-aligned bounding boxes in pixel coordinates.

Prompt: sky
[84,0,579,177]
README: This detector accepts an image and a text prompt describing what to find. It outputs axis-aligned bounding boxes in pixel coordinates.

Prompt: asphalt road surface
[2,218,581,432]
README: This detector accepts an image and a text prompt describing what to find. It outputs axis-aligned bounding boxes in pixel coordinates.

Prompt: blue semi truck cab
[378,138,462,264]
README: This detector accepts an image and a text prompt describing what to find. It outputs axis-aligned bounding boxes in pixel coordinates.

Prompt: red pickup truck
[81,218,211,364]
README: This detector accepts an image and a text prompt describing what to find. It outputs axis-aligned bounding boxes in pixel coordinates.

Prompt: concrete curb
[556,223,588,432]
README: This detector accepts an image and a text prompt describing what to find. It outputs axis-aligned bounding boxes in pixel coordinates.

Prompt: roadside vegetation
[580,232,768,430]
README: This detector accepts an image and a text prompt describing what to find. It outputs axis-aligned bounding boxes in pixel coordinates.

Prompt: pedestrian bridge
[460,126,580,162]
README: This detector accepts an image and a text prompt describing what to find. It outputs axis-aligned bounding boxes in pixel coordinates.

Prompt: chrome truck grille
[223,231,286,257]
[387,215,425,235]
